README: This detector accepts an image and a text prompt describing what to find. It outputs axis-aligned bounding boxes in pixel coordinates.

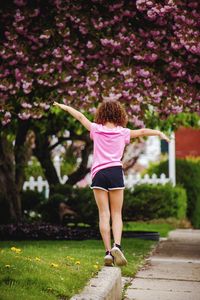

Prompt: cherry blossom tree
[0,0,199,222]
[0,0,199,127]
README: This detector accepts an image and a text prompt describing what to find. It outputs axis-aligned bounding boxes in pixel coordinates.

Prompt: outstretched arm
[130,128,170,142]
[53,102,92,131]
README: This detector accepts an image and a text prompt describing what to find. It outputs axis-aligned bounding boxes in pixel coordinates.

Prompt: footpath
[124,229,200,300]
[71,229,200,299]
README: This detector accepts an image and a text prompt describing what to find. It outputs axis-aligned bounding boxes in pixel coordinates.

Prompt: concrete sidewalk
[124,229,200,300]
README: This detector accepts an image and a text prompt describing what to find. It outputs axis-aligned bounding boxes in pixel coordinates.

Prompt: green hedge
[123,184,187,222]
[39,183,187,226]
[147,158,200,228]
[27,185,98,225]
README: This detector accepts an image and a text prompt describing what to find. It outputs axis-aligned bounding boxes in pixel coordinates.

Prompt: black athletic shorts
[90,166,125,192]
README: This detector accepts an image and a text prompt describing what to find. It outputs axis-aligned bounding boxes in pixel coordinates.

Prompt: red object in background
[175,127,200,158]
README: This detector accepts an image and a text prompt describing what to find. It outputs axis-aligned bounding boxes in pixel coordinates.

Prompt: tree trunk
[14,119,31,193]
[33,130,60,188]
[0,132,21,222]
[67,137,93,185]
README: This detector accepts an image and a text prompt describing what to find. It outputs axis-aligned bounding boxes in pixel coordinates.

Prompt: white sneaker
[110,244,127,266]
[104,251,114,266]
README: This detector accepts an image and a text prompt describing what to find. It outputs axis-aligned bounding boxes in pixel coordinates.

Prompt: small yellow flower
[75,261,80,265]
[11,247,22,254]
[93,264,99,269]
[5,264,11,268]
[51,263,59,268]
[35,257,41,261]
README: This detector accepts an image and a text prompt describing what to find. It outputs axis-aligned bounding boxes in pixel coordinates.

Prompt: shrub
[43,183,187,226]
[123,184,187,222]
[24,156,45,180]
[68,187,98,227]
[39,193,66,224]
[21,190,46,222]
[38,185,98,226]
[21,190,46,211]
[147,158,200,228]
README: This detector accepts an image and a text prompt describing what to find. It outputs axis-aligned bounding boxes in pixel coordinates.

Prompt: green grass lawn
[123,220,176,237]
[0,238,155,300]
[123,217,192,237]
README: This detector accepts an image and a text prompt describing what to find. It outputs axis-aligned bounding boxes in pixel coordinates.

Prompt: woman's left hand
[159,132,170,143]
[53,101,61,107]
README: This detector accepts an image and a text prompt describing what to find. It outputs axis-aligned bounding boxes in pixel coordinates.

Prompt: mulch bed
[0,221,101,241]
[0,222,160,241]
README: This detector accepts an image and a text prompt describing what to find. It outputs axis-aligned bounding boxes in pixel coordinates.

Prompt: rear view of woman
[53,100,169,267]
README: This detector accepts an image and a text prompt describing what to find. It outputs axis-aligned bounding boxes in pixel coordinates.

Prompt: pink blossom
[144,78,152,87]
[137,69,150,78]
[18,112,31,120]
[86,41,94,49]
[62,76,72,83]
[63,55,72,62]
[76,61,84,69]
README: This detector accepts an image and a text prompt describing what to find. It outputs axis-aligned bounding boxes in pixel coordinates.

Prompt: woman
[53,100,169,266]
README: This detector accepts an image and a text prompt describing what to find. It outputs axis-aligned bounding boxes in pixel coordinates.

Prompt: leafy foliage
[0,0,200,128]
[35,183,187,226]
[123,184,187,221]
[147,158,200,228]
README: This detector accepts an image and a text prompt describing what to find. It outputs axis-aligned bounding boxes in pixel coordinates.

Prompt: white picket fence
[124,173,170,189]
[23,176,50,199]
[23,173,170,199]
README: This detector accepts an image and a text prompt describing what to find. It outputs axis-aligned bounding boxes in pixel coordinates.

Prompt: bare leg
[109,189,124,245]
[93,189,111,251]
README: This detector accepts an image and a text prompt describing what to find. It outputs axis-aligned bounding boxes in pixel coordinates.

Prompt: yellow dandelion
[93,264,99,269]
[35,257,41,261]
[5,264,11,268]
[75,261,80,265]
[11,247,22,254]
[51,263,59,268]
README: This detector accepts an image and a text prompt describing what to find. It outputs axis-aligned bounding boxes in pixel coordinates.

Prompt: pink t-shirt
[90,122,131,179]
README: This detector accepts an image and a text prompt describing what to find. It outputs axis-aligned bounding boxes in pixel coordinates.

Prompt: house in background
[175,127,200,158]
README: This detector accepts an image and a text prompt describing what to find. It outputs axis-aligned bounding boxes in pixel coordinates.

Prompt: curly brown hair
[94,100,128,127]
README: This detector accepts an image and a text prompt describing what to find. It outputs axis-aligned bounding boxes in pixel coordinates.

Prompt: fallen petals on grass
[11,247,22,254]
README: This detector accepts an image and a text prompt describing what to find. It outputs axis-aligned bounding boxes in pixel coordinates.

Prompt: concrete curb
[70,267,122,300]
